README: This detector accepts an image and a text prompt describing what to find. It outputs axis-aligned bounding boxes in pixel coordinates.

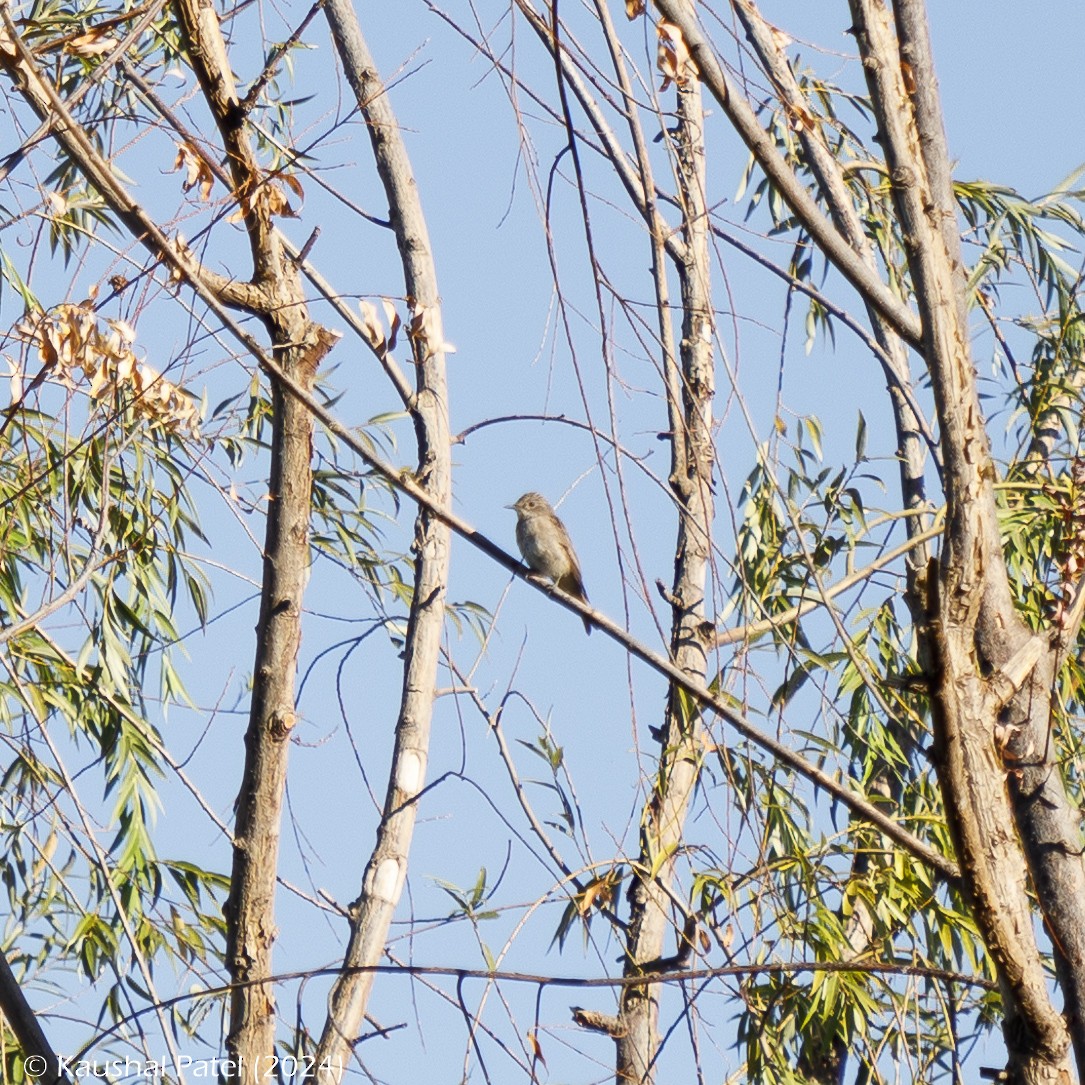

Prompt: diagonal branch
[514,0,687,266]
[650,0,924,350]
[733,0,936,547]
[0,0,960,916]
[0,7,251,308]
[118,59,416,406]
[241,367,965,881]
[716,522,944,647]
[0,950,72,1085]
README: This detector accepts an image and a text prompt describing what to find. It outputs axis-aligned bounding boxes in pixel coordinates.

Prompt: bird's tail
[559,573,592,635]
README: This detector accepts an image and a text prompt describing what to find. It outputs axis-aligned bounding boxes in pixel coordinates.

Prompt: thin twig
[0,3,959,887]
[716,521,944,646]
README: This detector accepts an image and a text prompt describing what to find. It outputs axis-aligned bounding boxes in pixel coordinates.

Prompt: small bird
[506,492,591,634]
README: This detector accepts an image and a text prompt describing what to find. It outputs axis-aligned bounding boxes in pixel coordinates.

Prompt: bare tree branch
[651,0,924,350]
[312,5,452,1080]
[717,522,944,647]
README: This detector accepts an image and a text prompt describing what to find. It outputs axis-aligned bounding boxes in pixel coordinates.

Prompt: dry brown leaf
[111,318,136,344]
[625,0,645,18]
[575,880,604,916]
[66,27,120,57]
[769,24,793,52]
[115,350,136,384]
[575,868,621,917]
[697,729,722,753]
[17,305,199,433]
[262,180,298,219]
[656,19,697,91]
[88,359,110,398]
[173,142,215,202]
[226,171,301,222]
[168,237,190,286]
[281,172,305,203]
[526,1029,547,1069]
[381,298,401,353]
[407,301,434,361]
[358,299,387,355]
[407,300,454,361]
[789,104,817,133]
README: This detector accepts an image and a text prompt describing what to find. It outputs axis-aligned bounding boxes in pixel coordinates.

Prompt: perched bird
[506,492,591,634]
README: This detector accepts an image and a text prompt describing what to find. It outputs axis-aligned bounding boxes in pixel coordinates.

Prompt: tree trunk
[849,2,1074,1079]
[168,0,335,1072]
[615,39,714,1082]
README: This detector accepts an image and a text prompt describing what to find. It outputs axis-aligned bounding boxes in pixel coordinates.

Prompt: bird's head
[506,492,550,515]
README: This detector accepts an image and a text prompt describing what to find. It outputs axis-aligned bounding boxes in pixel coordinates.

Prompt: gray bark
[850,3,1075,1080]
[614,43,714,1082]
[312,4,452,1079]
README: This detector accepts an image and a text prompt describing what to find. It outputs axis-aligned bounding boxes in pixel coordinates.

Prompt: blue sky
[248,5,1085,1078]
[9,2,1085,1081]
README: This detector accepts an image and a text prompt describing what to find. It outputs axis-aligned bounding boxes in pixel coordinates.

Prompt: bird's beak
[504,503,516,510]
